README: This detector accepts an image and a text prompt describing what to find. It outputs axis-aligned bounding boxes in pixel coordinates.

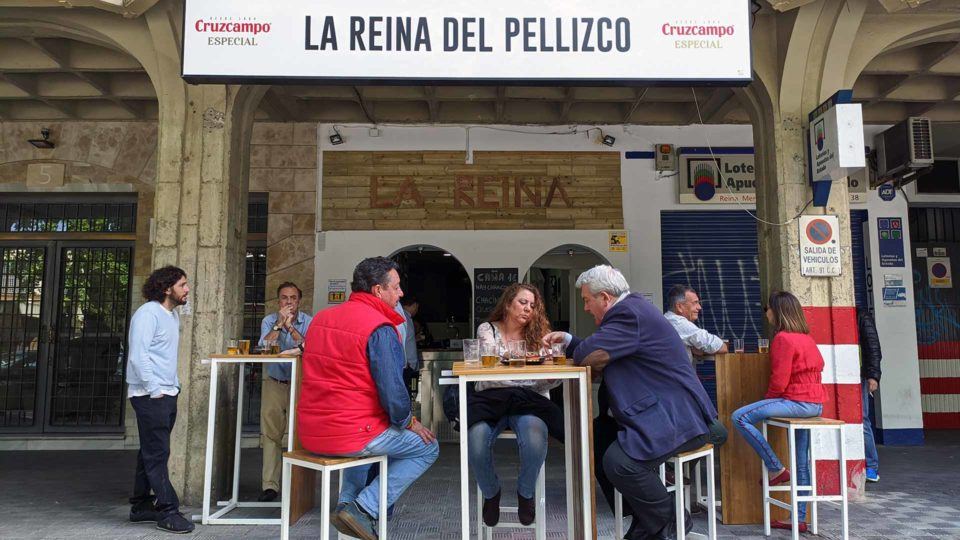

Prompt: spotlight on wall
[329,131,344,145]
[28,128,55,149]
[601,134,616,147]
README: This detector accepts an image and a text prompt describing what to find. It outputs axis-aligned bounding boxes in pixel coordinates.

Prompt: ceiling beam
[424,86,439,122]
[258,88,303,121]
[495,87,506,123]
[621,88,648,123]
[686,88,733,124]
[560,88,575,123]
[353,87,375,123]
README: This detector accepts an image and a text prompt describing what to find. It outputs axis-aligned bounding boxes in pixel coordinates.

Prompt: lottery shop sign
[799,215,841,277]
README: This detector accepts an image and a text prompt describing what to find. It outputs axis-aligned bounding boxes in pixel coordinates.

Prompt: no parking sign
[928,257,952,288]
[799,215,842,277]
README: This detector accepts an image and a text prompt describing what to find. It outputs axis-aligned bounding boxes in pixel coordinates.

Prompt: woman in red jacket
[732,290,825,533]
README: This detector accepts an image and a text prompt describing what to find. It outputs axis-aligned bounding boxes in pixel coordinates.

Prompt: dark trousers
[603,435,707,539]
[594,412,627,517]
[130,395,180,517]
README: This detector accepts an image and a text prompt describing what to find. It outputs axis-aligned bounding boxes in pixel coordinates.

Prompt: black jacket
[858,309,882,381]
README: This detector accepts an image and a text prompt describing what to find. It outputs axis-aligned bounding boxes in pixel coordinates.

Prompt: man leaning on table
[543,265,717,540]
[299,256,439,540]
[256,281,312,503]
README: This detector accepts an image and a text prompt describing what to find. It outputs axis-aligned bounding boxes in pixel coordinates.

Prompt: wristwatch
[272,323,283,332]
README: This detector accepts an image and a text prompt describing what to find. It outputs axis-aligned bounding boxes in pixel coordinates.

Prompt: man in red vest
[299,256,438,540]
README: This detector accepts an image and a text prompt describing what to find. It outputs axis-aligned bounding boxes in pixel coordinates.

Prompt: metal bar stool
[280,450,388,540]
[614,443,717,540]
[762,417,848,540]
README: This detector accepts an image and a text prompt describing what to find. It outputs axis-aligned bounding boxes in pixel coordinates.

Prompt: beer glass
[226,339,239,355]
[551,342,567,366]
[238,339,251,355]
[734,338,745,353]
[462,339,480,366]
[481,341,499,368]
[758,338,770,354]
[507,340,526,367]
[264,339,280,355]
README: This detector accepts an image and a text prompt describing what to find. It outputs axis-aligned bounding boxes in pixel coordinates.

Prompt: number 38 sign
[799,215,842,277]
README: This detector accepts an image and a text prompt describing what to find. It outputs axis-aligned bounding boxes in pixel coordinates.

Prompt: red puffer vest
[297,291,404,454]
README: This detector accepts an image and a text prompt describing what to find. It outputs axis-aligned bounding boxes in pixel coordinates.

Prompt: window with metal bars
[0,202,137,233]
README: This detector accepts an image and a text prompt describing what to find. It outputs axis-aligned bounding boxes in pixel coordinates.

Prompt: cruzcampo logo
[815,118,825,152]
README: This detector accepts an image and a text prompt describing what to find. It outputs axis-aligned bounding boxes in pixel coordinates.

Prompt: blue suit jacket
[569,293,717,461]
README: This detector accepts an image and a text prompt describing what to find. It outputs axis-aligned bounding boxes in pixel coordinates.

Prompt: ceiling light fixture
[28,128,55,149]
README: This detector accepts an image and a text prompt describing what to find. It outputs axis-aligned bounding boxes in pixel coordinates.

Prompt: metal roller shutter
[661,209,869,405]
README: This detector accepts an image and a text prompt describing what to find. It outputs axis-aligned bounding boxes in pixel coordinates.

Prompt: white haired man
[543,265,717,539]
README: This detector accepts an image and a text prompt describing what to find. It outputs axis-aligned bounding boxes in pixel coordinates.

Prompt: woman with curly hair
[469,283,560,528]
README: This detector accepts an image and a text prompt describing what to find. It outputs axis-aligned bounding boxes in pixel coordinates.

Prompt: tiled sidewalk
[1,432,957,539]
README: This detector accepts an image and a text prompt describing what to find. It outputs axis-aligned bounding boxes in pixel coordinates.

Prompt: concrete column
[151,81,263,503]
[741,0,869,499]
[145,0,266,500]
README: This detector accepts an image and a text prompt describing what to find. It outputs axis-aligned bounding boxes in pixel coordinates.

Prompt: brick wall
[249,123,318,313]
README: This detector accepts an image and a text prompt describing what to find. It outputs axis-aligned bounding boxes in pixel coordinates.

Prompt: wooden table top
[452,361,586,376]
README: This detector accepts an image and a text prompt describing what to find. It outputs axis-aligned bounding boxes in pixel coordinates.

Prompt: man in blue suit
[543,265,717,540]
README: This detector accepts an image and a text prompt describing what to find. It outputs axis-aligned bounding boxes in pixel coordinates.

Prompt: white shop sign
[799,215,842,277]
[182,0,751,83]
[808,103,865,182]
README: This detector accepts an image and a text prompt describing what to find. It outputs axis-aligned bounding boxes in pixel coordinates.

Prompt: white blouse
[475,321,559,395]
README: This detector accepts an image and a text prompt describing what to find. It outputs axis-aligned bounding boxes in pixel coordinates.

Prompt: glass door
[0,246,48,431]
[47,243,132,431]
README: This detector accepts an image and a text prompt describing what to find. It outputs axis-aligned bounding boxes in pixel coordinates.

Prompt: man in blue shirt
[399,296,420,397]
[126,266,194,534]
[257,281,312,503]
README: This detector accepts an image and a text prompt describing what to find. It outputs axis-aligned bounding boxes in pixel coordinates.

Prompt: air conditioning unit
[873,117,934,183]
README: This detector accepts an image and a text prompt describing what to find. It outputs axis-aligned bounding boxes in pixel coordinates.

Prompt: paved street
[1,432,958,539]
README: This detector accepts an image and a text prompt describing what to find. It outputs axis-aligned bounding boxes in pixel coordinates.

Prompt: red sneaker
[771,519,808,533]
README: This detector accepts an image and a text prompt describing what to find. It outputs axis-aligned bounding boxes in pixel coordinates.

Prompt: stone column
[741,1,868,499]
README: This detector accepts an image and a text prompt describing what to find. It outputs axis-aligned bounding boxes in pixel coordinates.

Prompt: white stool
[475,431,547,540]
[762,417,848,540]
[615,443,716,540]
[438,370,547,540]
[280,450,388,540]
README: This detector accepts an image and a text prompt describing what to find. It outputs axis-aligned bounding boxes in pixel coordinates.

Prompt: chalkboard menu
[473,268,519,322]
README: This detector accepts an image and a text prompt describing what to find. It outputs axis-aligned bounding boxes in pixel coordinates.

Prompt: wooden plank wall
[322,151,623,230]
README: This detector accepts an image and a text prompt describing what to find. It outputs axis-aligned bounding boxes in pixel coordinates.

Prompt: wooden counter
[715,353,795,525]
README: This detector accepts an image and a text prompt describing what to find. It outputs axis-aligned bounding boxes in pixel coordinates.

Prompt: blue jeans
[732,398,822,521]
[862,379,879,471]
[339,426,440,519]
[468,414,548,499]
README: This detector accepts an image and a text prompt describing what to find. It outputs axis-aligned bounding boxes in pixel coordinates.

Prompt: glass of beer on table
[226,339,239,355]
[481,341,499,368]
[733,338,745,353]
[263,339,280,355]
[238,339,250,355]
[507,340,526,367]
[550,342,567,365]
[758,338,770,354]
[462,339,480,366]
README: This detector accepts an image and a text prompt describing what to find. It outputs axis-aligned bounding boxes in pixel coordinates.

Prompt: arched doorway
[524,244,609,337]
[390,245,472,349]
